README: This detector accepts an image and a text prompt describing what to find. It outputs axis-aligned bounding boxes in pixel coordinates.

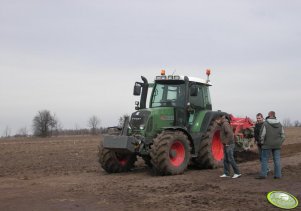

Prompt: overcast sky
[1,0,301,135]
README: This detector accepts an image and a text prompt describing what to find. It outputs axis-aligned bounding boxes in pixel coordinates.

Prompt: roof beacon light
[206,69,211,76]
[161,69,166,75]
[206,69,211,83]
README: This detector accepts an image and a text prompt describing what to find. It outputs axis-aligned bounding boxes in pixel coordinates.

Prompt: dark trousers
[223,143,240,175]
[257,144,262,161]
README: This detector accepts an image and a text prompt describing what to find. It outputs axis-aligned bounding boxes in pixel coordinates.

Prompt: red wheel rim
[116,154,128,166]
[118,158,127,166]
[170,141,185,167]
[211,131,224,161]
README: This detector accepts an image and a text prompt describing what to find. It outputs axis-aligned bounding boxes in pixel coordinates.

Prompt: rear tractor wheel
[193,119,224,169]
[98,141,137,173]
[150,130,191,175]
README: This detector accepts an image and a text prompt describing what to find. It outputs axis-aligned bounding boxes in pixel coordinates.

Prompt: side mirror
[190,85,198,96]
[133,83,141,96]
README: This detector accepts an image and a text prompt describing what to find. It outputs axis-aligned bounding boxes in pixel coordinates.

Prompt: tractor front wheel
[98,141,137,173]
[150,130,191,175]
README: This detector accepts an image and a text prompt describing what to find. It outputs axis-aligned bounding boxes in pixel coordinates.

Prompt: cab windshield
[150,83,185,108]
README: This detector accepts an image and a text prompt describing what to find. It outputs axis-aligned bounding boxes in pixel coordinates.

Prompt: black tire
[150,130,191,176]
[98,141,137,173]
[193,120,224,169]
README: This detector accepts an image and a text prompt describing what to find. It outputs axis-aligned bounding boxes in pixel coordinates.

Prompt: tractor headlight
[139,125,145,130]
[168,75,173,80]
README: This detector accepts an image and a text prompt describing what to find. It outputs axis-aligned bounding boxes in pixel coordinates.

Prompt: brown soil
[0,127,300,211]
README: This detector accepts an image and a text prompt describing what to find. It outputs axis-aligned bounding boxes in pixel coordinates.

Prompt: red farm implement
[230,115,255,151]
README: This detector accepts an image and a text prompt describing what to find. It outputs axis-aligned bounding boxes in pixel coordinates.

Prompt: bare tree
[74,123,80,135]
[294,120,301,127]
[32,110,58,137]
[3,126,11,137]
[88,115,100,135]
[16,127,28,137]
[282,118,292,128]
[51,120,63,136]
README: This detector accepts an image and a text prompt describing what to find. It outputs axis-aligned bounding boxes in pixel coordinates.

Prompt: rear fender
[199,111,229,134]
[192,111,229,153]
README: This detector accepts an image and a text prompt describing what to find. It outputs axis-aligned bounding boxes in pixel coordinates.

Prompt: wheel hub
[169,149,177,158]
[169,141,185,167]
[211,131,224,161]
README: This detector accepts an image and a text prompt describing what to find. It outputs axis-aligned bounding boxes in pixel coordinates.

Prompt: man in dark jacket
[254,113,270,172]
[256,111,285,179]
[254,113,264,155]
[216,115,241,179]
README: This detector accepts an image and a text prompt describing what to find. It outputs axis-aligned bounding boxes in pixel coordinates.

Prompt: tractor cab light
[168,75,173,80]
[156,75,167,80]
[135,101,140,110]
[161,69,166,75]
[173,75,180,80]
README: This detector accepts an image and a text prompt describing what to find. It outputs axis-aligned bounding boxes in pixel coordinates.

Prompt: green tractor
[98,70,251,175]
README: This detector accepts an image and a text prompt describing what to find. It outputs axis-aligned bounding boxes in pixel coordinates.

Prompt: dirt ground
[1,128,300,211]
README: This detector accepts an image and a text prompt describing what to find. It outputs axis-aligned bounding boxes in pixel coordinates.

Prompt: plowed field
[1,128,300,210]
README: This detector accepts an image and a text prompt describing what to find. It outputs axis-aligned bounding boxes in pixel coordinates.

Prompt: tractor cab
[132,70,213,133]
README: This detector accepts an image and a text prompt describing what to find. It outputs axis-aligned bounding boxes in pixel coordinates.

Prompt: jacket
[254,122,263,144]
[220,119,234,145]
[260,118,285,149]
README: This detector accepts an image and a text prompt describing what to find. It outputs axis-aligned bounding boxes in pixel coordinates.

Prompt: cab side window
[189,84,205,108]
[203,86,212,109]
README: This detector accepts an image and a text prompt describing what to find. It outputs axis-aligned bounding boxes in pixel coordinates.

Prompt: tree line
[2,110,128,138]
[3,110,299,138]
[282,118,301,128]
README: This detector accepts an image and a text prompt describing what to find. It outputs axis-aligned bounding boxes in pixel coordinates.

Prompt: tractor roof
[186,76,212,86]
[154,75,212,86]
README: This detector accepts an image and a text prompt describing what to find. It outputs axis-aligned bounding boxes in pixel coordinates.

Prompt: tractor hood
[130,107,186,138]
[130,109,152,131]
